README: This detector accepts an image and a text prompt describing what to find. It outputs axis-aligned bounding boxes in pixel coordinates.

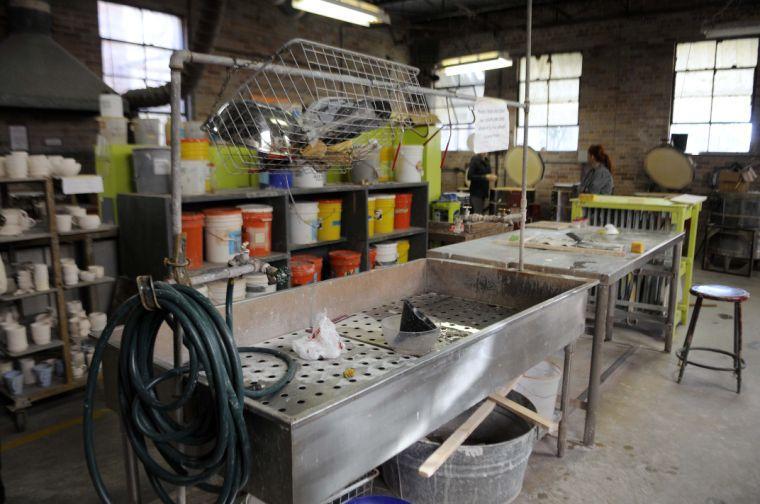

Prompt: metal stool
[677,284,749,393]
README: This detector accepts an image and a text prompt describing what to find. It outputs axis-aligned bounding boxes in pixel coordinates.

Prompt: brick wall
[431,1,760,211]
[0,0,408,157]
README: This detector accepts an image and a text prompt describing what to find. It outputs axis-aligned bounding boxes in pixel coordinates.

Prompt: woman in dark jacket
[580,144,614,195]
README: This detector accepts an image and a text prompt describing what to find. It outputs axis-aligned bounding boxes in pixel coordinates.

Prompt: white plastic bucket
[181,160,209,195]
[288,201,319,245]
[131,118,162,145]
[244,272,274,298]
[204,210,243,263]
[396,145,423,182]
[293,166,325,188]
[375,242,398,267]
[99,94,123,117]
[97,117,128,144]
[207,280,246,305]
[515,360,562,426]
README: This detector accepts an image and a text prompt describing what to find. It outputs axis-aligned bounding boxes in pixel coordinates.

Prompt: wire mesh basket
[321,468,380,504]
[204,39,432,175]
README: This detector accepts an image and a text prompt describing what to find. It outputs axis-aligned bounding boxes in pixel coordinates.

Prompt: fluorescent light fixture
[438,51,513,76]
[292,0,390,27]
[702,20,760,38]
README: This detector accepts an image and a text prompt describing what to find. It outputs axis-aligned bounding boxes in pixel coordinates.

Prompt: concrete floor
[0,269,758,503]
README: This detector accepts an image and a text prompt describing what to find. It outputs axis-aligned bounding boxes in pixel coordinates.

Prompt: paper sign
[473,98,509,153]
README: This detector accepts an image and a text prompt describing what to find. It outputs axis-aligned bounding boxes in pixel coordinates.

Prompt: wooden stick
[488,394,558,432]
[418,378,520,478]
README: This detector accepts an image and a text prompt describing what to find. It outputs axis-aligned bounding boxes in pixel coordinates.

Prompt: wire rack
[204,39,432,174]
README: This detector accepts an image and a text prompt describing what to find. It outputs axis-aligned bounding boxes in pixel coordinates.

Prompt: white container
[244,273,272,298]
[5,152,29,179]
[56,213,73,232]
[181,160,209,196]
[99,94,124,117]
[79,270,96,282]
[28,155,52,176]
[56,158,81,177]
[66,206,87,217]
[204,210,243,263]
[63,264,79,286]
[131,118,162,145]
[288,201,319,245]
[293,166,326,188]
[97,116,128,144]
[30,321,52,345]
[88,265,105,278]
[33,263,49,291]
[88,312,108,332]
[77,214,102,230]
[374,242,398,267]
[514,360,562,427]
[396,145,423,182]
[6,324,28,353]
[19,357,36,385]
[0,360,13,373]
[207,280,245,305]
[66,300,84,316]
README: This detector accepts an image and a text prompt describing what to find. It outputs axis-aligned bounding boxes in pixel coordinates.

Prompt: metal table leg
[604,282,618,342]
[557,342,574,457]
[583,283,610,446]
[120,422,141,504]
[664,241,683,353]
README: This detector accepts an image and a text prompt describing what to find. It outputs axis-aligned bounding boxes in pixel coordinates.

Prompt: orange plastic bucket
[329,250,361,278]
[239,204,273,257]
[292,254,323,282]
[369,247,378,270]
[291,260,316,286]
[181,212,204,270]
[394,193,413,229]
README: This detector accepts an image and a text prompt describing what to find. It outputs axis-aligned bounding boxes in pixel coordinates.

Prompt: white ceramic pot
[57,158,81,177]
[67,206,87,217]
[88,312,107,332]
[16,270,33,291]
[0,208,35,230]
[79,270,96,282]
[88,265,105,278]
[30,321,52,345]
[56,214,73,232]
[66,300,83,316]
[19,357,36,384]
[0,223,22,237]
[33,263,49,291]
[28,155,52,176]
[5,324,28,353]
[5,152,29,179]
[77,214,101,230]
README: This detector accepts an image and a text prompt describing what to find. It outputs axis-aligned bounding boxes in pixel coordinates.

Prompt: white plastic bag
[291,310,345,360]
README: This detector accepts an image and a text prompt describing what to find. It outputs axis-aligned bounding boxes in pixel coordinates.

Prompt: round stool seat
[690,284,750,302]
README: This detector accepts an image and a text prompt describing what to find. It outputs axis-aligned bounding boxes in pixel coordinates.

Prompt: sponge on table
[631,241,645,253]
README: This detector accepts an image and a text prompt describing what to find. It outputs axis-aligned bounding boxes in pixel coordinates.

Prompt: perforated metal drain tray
[105,259,595,504]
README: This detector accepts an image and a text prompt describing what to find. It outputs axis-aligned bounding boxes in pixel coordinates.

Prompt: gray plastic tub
[382,391,537,504]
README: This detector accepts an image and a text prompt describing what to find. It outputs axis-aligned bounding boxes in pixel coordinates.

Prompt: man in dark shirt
[468,153,496,214]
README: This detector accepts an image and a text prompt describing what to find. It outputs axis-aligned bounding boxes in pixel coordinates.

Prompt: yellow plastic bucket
[367,196,377,237]
[397,239,410,263]
[374,194,396,234]
[318,199,342,241]
[181,139,210,160]
[379,146,394,182]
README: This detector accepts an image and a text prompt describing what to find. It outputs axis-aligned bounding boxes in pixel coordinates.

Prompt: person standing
[468,152,497,214]
[580,144,614,195]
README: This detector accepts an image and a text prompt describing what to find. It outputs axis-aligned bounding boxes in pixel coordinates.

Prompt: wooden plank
[669,194,707,205]
[499,239,626,257]
[526,220,574,230]
[488,394,559,431]
[418,377,520,478]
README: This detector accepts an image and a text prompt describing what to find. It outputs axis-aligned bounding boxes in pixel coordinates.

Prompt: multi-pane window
[670,38,757,154]
[98,1,184,116]
[431,71,485,151]
[517,52,582,152]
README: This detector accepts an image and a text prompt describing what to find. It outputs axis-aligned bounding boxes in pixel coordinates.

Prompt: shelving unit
[0,177,119,430]
[117,181,428,284]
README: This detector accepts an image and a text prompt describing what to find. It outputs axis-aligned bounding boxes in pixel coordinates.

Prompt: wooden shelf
[369,227,426,244]
[0,375,87,403]
[0,287,58,303]
[289,237,347,252]
[58,224,118,241]
[63,276,116,290]
[1,338,64,358]
[0,230,51,244]
[0,177,48,184]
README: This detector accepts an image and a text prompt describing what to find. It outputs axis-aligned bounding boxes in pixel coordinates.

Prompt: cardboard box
[718,171,749,193]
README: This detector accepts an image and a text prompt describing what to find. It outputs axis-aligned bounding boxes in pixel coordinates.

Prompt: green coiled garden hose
[84,278,296,503]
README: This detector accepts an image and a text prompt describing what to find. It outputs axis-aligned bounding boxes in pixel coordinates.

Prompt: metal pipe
[664,240,683,353]
[584,283,610,446]
[168,50,526,108]
[518,0,532,271]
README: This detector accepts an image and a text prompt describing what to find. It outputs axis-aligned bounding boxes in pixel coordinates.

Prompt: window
[517,52,582,152]
[430,71,485,151]
[671,38,757,154]
[98,1,184,119]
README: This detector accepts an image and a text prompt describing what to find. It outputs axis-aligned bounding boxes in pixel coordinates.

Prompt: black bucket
[382,391,537,504]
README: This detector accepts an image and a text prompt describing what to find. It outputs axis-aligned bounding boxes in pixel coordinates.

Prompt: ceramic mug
[30,321,52,345]
[5,152,28,178]
[56,214,73,232]
[88,312,107,332]
[33,263,49,291]
[77,214,101,230]
[28,155,52,176]
[5,324,28,353]
[66,299,83,316]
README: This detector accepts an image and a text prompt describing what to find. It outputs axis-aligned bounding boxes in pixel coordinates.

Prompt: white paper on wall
[474,98,509,153]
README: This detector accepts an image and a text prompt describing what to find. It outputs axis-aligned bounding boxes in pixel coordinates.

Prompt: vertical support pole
[584,283,610,446]
[121,423,142,504]
[518,0,532,271]
[169,59,187,504]
[665,240,683,353]
[604,281,618,342]
[557,342,574,457]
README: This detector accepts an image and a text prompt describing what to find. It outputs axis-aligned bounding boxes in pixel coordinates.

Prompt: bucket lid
[374,193,396,201]
[203,207,242,217]
[238,203,273,213]
[319,199,342,205]
[182,212,204,222]
[291,260,316,274]
[375,242,397,251]
[505,146,544,187]
[644,144,694,189]
[329,249,361,261]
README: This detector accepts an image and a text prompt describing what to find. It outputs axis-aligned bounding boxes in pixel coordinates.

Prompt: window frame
[669,37,758,155]
[516,51,583,153]
[98,1,189,118]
